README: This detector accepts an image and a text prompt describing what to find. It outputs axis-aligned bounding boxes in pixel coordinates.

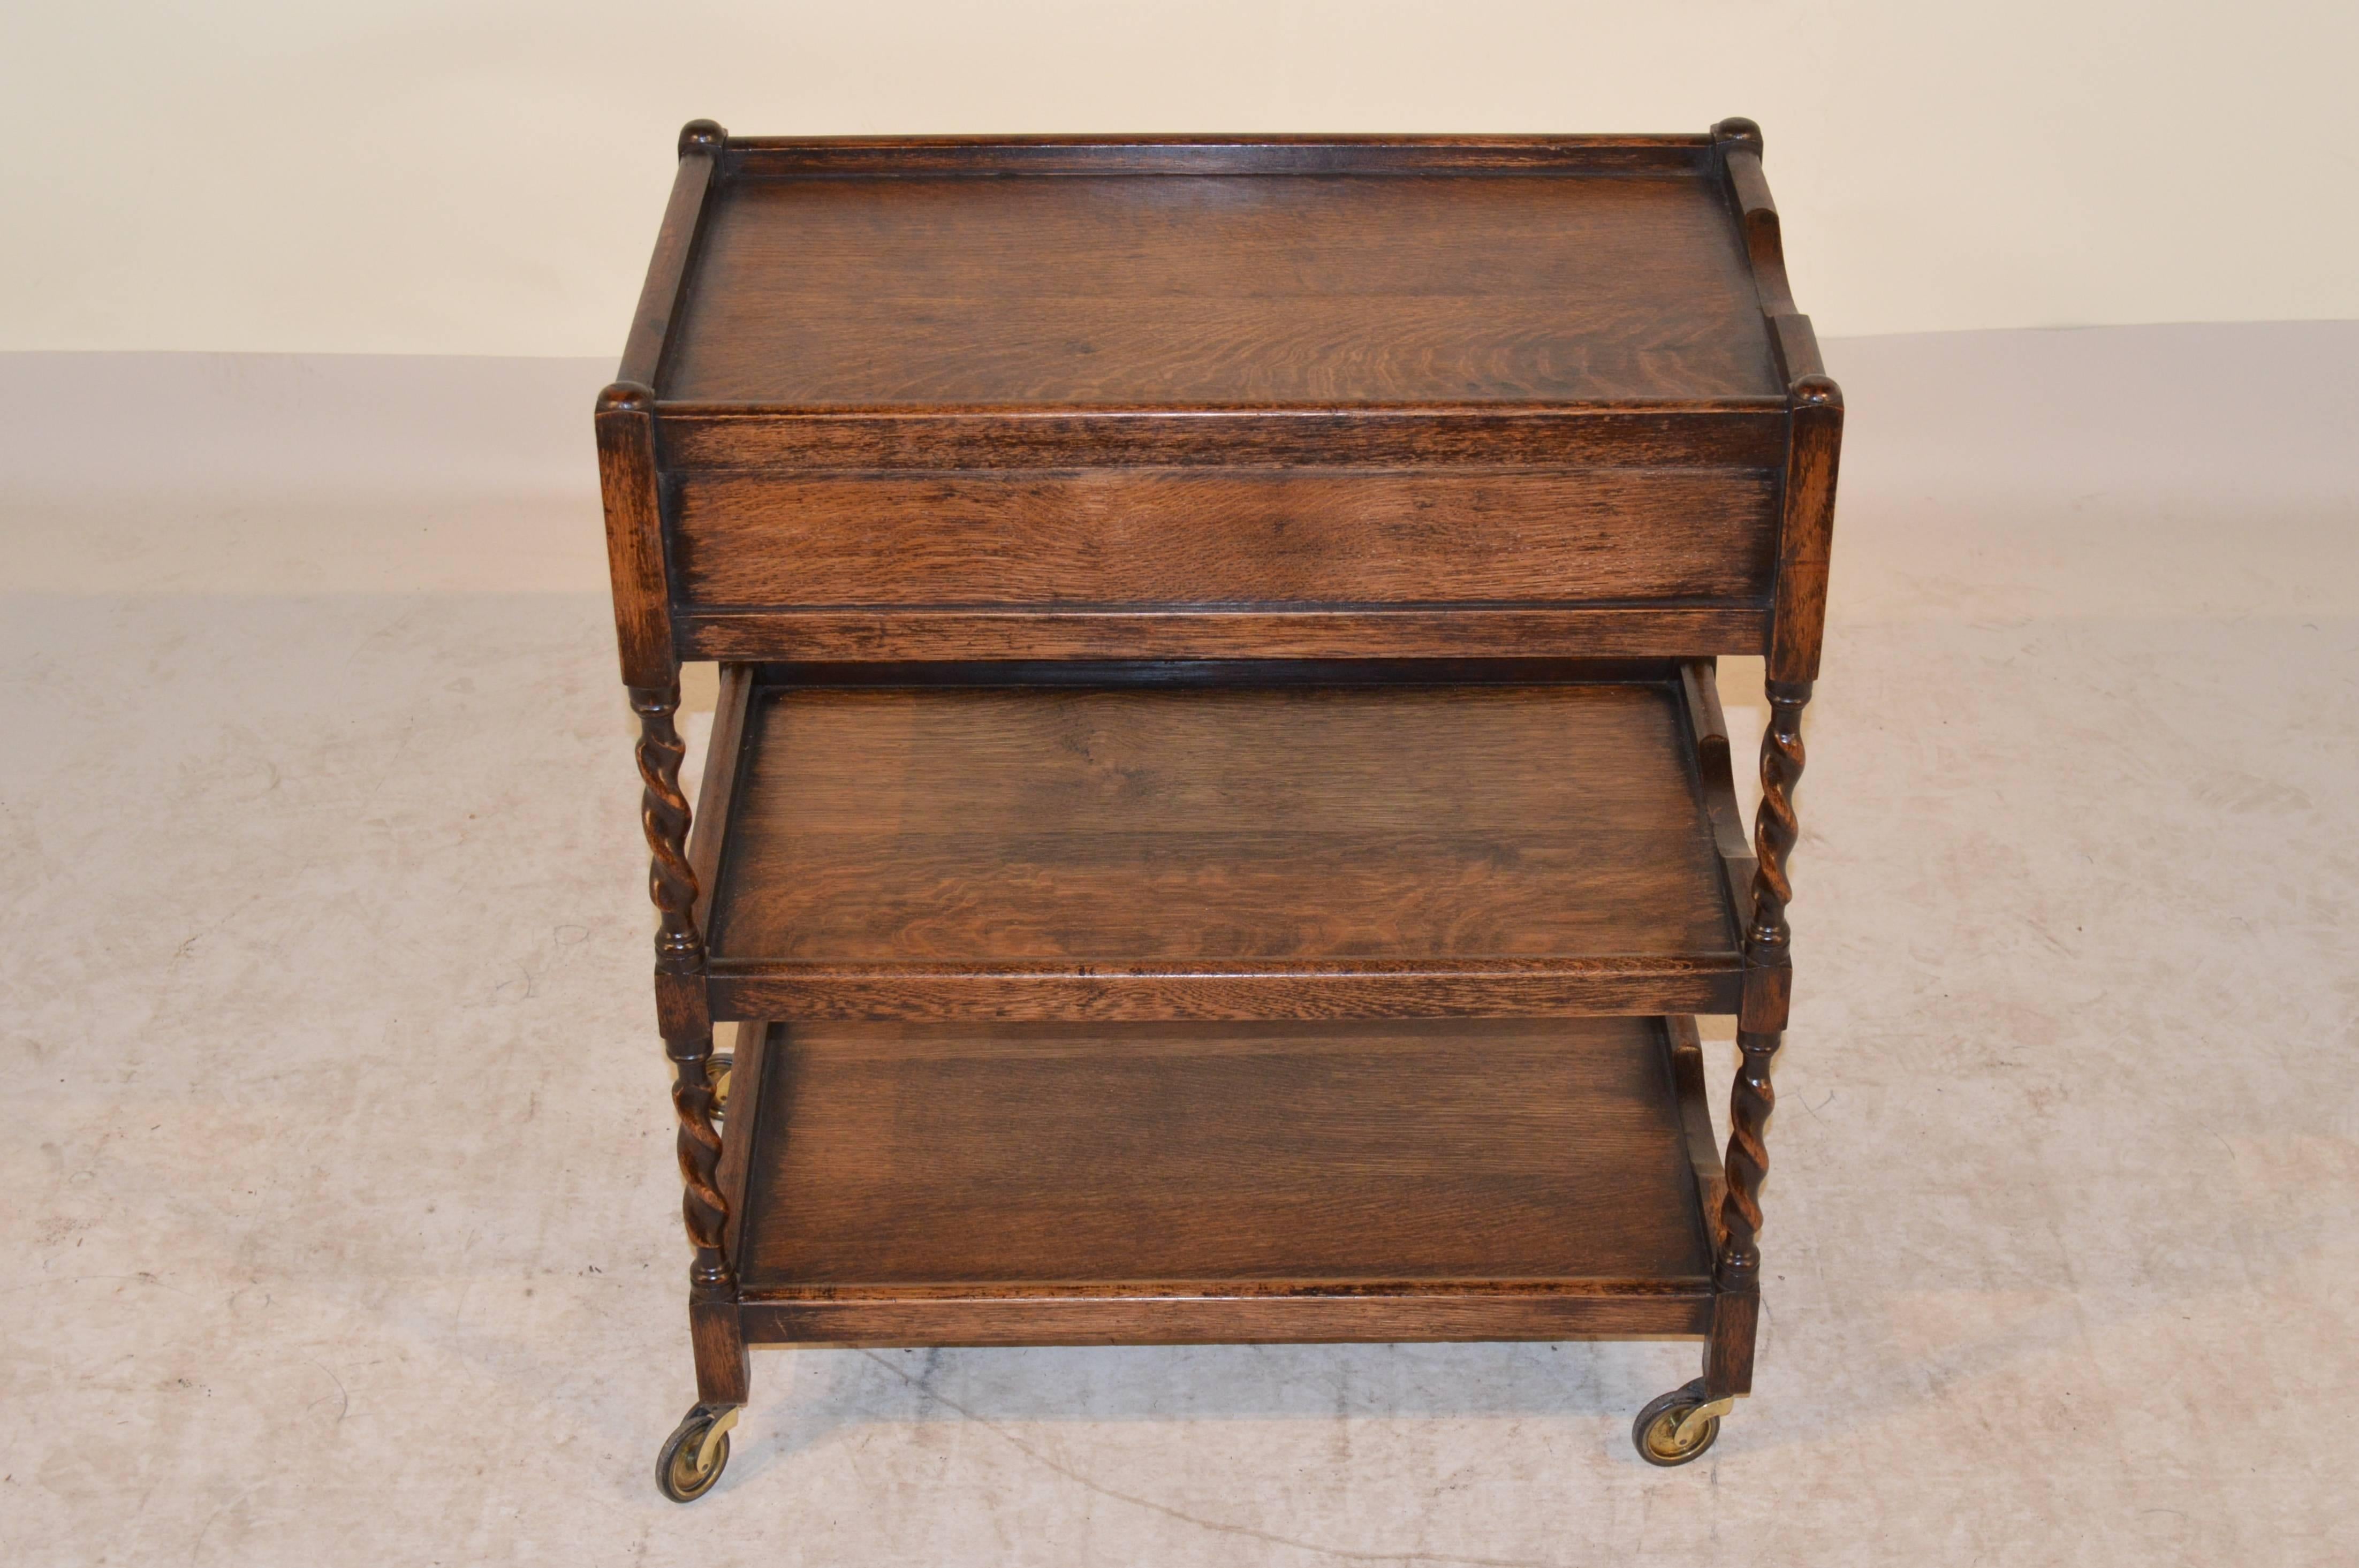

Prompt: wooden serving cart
[593,120,1840,1500]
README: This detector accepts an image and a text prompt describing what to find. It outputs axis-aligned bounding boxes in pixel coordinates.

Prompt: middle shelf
[690,659,1757,1023]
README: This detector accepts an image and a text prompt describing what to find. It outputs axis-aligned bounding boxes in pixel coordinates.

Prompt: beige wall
[5,1,2352,356]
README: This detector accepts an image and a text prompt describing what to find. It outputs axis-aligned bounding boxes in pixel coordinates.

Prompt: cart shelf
[693,660,1757,1024]
[718,1014,1727,1348]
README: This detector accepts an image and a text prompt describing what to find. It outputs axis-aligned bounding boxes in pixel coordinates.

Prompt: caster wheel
[709,1055,734,1121]
[1632,1379,1725,1467]
[656,1404,737,1502]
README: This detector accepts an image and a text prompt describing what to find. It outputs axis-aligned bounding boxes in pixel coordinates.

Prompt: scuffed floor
[3,326,2356,1565]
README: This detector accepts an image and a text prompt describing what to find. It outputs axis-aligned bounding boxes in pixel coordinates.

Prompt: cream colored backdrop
[4,0,2352,354]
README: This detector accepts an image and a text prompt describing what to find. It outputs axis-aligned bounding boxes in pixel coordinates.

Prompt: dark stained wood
[1664,1015,1726,1251]
[690,1298,748,1406]
[742,1289,1712,1349]
[1704,1287,1759,1398]
[1742,681,1810,978]
[671,467,1777,610]
[631,684,702,976]
[662,170,1780,407]
[635,675,732,1412]
[613,132,1823,672]
[593,387,672,688]
[701,678,1744,1020]
[718,683,1732,957]
[1724,1018,1787,1291]
[597,125,1844,1466]
[722,133,1718,179]
[1714,119,1844,686]
[753,657,1690,689]
[1711,116,1827,1415]
[1723,678,1809,1302]
[617,133,720,392]
[685,663,753,942]
[1740,960,1794,1038]
[1680,659,1758,919]
[678,606,1771,665]
[708,960,1742,1026]
[712,1018,773,1276]
[657,407,1788,471]
[1769,385,1844,681]
[736,1017,1715,1292]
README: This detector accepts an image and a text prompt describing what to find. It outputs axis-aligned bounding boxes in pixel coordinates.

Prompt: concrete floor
[4,323,2356,1565]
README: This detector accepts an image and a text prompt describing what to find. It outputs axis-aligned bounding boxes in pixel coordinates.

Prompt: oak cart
[594,120,1841,1500]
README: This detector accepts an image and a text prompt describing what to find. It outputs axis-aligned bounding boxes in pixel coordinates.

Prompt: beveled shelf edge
[654,404,1790,472]
[656,397,1790,417]
[739,1288,1714,1349]
[742,1277,1715,1303]
[715,133,1719,181]
[707,961,1744,1024]
[678,605,1771,664]
[750,656,1698,689]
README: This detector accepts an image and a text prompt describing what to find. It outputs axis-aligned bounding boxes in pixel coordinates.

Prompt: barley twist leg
[1718,679,1809,1289]
[632,683,703,975]
[630,684,729,1292]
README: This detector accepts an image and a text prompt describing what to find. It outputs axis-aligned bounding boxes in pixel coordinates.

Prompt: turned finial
[596,380,657,416]
[678,119,727,159]
[1791,372,1842,410]
[1712,117,1764,157]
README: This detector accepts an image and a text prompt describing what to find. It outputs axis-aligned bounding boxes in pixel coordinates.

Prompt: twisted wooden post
[1743,680,1809,965]
[632,683,731,1296]
[633,683,704,975]
[1718,678,1810,1289]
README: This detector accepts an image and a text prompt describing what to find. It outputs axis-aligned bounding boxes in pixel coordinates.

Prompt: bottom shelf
[719,1015,1727,1347]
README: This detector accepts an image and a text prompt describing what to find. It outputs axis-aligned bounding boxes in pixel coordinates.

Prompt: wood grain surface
[593,127,1846,1400]
[671,466,1777,609]
[720,133,1717,179]
[661,173,1780,406]
[676,606,1772,665]
[656,408,1788,470]
[706,680,1740,969]
[738,1289,1713,1348]
[735,1017,1716,1291]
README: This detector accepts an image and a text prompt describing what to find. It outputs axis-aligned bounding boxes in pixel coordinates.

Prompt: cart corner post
[600,348,751,1484]
[1706,111,1845,1384]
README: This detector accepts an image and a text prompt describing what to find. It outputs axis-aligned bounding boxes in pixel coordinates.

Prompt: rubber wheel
[1632,1379,1721,1467]
[656,1409,731,1502]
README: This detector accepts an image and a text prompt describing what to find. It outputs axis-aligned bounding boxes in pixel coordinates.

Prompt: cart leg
[1704,1287,1758,1398]
[1634,1281,1757,1466]
[629,681,750,1501]
[660,1276,744,1504]
[693,1300,749,1405]
[1636,678,1808,1467]
[660,986,746,1501]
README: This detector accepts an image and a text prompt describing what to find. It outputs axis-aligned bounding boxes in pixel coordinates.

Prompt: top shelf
[597,125,1842,675]
[662,162,1778,407]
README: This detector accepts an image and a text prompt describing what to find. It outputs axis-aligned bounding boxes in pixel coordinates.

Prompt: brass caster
[656,1403,739,1502]
[1632,1379,1733,1467]
[709,1055,734,1121]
